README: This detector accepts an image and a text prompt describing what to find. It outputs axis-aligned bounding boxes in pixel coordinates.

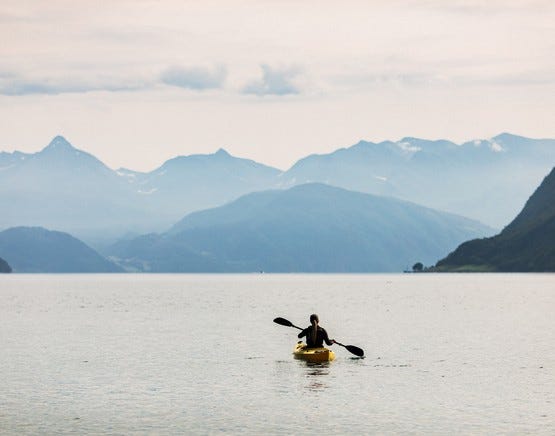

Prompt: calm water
[1,274,554,435]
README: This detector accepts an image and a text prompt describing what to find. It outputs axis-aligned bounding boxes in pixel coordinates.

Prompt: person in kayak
[298,314,335,348]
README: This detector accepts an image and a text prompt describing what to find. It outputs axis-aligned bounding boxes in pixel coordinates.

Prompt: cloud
[242,65,302,96]
[160,65,226,90]
[0,64,228,96]
[0,75,149,96]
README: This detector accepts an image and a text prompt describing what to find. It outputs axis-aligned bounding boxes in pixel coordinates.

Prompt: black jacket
[298,325,333,348]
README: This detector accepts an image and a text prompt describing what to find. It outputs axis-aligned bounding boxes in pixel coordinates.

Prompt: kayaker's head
[310,314,319,326]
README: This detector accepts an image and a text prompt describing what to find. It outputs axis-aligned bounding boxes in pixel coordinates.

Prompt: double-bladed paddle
[273,317,365,357]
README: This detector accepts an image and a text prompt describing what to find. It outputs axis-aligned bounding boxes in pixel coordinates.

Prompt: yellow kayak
[293,341,335,363]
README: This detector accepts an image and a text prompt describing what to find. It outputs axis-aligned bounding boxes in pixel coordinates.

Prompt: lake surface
[1,274,554,434]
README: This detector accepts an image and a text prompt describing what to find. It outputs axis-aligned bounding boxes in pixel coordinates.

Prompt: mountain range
[0,136,278,244]
[435,167,555,272]
[1,134,554,247]
[106,183,494,272]
[279,133,555,228]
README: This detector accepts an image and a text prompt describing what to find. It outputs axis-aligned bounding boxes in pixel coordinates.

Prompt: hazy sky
[1,0,554,171]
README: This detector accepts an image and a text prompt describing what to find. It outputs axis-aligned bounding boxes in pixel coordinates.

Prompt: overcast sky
[1,0,554,171]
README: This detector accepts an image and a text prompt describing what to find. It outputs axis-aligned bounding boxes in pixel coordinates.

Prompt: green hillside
[435,167,555,272]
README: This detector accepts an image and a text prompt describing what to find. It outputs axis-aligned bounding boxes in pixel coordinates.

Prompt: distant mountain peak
[44,135,75,151]
[214,148,231,158]
[36,135,112,172]
[48,135,73,147]
[494,132,524,141]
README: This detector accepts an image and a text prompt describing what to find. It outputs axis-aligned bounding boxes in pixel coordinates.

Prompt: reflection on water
[302,362,331,391]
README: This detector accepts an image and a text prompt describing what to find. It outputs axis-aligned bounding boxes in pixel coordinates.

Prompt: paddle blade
[273,317,294,327]
[335,341,365,357]
[345,345,364,357]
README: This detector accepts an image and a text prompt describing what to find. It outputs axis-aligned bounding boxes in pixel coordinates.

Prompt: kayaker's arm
[297,327,308,339]
[322,328,335,346]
